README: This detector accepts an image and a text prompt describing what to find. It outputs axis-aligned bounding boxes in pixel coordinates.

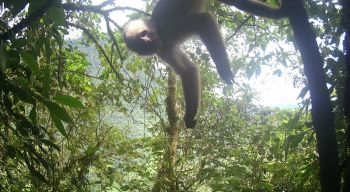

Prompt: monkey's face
[123,19,161,56]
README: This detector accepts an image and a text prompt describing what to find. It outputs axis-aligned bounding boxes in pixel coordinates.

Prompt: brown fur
[123,0,234,128]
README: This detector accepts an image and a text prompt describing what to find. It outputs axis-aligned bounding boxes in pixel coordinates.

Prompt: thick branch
[0,0,57,41]
[341,0,350,189]
[153,68,179,191]
[342,0,350,117]
[219,0,286,19]
[63,3,106,15]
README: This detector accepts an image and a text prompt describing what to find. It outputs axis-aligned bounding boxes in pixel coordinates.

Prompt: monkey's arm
[158,48,200,128]
[218,0,286,19]
[191,13,234,85]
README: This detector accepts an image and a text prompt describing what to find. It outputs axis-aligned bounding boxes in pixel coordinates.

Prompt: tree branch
[218,0,286,19]
[226,15,253,42]
[0,0,57,41]
[63,3,106,15]
[62,3,150,17]
[105,17,124,63]
[285,0,340,190]
[67,22,122,81]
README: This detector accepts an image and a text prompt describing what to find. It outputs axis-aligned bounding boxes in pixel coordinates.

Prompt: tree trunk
[219,0,341,190]
[286,0,340,191]
[153,68,179,191]
[341,0,350,191]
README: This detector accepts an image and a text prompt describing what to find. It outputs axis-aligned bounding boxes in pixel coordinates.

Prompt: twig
[104,6,151,17]
[226,15,253,42]
[105,18,124,63]
[96,0,115,8]
[63,3,150,17]
[67,22,122,81]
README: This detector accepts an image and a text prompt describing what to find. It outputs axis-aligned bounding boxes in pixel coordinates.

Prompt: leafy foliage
[0,0,348,191]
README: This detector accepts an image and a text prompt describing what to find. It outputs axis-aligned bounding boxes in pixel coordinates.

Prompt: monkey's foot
[185,118,197,129]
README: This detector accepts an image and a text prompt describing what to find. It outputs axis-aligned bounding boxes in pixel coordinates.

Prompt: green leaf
[41,139,61,151]
[298,86,308,99]
[53,95,85,108]
[21,52,40,75]
[9,83,35,104]
[51,116,67,137]
[42,66,51,97]
[44,39,52,60]
[29,105,37,124]
[47,7,66,26]
[7,50,20,69]
[13,112,40,136]
[86,145,98,156]
[121,185,130,191]
[254,64,261,77]
[12,38,27,48]
[246,64,254,79]
[5,145,16,158]
[44,101,72,123]
[30,168,49,184]
[290,133,304,149]
[0,40,6,71]
[272,69,282,77]
[286,112,301,131]
[28,0,44,15]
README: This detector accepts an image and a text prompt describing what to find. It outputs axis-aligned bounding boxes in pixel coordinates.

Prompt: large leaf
[51,116,67,137]
[12,38,27,48]
[0,40,6,70]
[47,7,66,26]
[289,133,305,149]
[29,168,49,184]
[53,95,85,108]
[13,112,40,136]
[41,139,61,151]
[286,112,301,131]
[298,86,309,99]
[44,101,72,123]
[29,105,37,124]
[21,52,40,75]
[7,50,20,69]
[8,83,35,104]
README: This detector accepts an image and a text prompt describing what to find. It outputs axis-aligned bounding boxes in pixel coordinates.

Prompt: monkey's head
[123,19,162,56]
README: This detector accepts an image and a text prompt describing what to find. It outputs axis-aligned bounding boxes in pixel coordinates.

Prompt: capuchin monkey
[123,0,234,128]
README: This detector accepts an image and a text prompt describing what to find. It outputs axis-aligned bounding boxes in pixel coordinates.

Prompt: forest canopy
[0,0,349,191]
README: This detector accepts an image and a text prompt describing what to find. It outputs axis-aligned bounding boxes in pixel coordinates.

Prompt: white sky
[89,0,300,108]
[250,71,300,108]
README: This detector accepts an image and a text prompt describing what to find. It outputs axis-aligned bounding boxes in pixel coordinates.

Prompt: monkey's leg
[190,13,234,85]
[179,53,200,128]
[158,48,200,128]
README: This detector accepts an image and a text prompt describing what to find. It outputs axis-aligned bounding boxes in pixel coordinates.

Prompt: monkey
[123,0,234,128]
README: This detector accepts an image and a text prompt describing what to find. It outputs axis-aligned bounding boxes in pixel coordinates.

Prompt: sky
[250,70,300,107]
[88,0,301,108]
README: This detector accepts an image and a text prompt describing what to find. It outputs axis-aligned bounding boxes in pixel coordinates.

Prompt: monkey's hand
[184,116,197,129]
[219,69,234,85]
